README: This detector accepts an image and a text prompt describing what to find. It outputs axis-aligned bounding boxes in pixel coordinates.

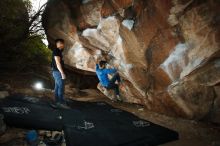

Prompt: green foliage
[0,0,52,70]
[0,0,29,48]
[23,0,33,13]
[20,36,52,65]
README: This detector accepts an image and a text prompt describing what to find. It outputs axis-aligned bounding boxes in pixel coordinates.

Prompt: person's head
[99,60,107,69]
[55,39,65,50]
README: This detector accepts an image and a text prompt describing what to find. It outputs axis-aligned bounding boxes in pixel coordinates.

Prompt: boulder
[168,80,215,119]
[42,0,220,121]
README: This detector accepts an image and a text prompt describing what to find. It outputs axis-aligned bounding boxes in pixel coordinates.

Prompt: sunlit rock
[43,0,220,122]
[82,16,120,52]
[122,19,134,30]
[79,0,103,27]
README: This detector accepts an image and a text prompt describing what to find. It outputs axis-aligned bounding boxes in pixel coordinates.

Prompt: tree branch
[28,2,47,28]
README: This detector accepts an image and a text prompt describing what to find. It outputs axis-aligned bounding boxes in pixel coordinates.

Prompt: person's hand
[96,56,105,64]
[95,59,99,64]
[96,57,101,64]
[61,73,66,79]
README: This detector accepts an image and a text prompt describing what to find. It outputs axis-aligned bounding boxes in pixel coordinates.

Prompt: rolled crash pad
[0,95,178,146]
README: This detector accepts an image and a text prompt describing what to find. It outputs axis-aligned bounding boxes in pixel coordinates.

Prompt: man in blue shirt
[96,60,122,101]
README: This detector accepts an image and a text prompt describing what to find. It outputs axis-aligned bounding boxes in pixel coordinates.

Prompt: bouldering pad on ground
[0,95,178,146]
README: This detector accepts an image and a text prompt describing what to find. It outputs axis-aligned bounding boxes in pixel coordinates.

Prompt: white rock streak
[122,19,134,30]
[160,43,189,81]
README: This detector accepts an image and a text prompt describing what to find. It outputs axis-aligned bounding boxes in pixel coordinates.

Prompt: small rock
[0,91,9,99]
[138,108,144,111]
[38,141,47,146]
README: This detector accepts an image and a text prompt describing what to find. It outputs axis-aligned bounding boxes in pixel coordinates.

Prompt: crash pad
[0,95,178,146]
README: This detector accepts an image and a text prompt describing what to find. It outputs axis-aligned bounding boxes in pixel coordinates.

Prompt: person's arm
[104,68,117,74]
[54,56,66,79]
[96,64,99,70]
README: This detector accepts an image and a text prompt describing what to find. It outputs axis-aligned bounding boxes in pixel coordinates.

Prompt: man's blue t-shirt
[96,64,117,87]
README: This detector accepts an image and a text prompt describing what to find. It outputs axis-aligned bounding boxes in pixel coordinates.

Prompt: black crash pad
[0,95,179,146]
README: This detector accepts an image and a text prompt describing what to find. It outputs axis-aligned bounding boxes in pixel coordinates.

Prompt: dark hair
[99,60,107,67]
[55,39,64,44]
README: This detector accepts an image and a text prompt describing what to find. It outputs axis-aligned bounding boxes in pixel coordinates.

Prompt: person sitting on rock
[96,60,122,102]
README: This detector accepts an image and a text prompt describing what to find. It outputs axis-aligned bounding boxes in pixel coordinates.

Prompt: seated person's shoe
[111,98,118,103]
[116,95,123,102]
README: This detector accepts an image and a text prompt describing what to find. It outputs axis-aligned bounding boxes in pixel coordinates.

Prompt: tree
[0,0,51,72]
[25,0,48,36]
[0,0,29,51]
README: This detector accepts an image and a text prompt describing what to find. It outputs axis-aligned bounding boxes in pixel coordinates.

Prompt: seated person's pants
[105,73,121,96]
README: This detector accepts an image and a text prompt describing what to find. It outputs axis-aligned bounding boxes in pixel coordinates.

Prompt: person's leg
[107,83,122,102]
[57,77,70,108]
[52,71,59,103]
[114,84,119,96]
[108,73,121,96]
[107,83,119,96]
[56,73,65,103]
[109,72,121,85]
[59,79,65,103]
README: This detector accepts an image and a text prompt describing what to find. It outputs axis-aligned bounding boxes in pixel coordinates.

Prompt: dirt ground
[111,102,220,146]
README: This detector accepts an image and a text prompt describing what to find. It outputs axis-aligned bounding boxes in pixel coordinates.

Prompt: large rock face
[42,0,220,122]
